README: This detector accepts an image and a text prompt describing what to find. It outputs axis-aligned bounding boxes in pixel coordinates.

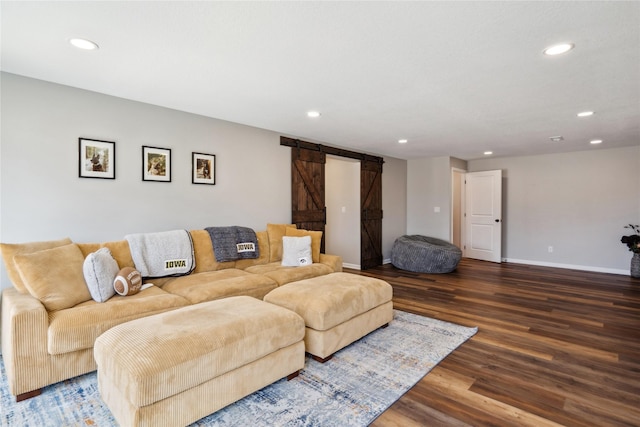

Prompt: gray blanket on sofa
[125,229,195,278]
[205,226,259,262]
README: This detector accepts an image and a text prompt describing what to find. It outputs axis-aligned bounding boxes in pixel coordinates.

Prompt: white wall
[0,73,408,289]
[407,156,452,240]
[325,156,360,267]
[382,156,407,262]
[468,146,640,273]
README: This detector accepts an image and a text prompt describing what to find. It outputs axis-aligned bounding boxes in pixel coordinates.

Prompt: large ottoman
[264,272,393,362]
[94,296,305,427]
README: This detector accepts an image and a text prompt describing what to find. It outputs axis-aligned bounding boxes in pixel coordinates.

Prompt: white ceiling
[1,1,639,160]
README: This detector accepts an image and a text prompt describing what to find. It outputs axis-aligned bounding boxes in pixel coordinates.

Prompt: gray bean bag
[391,235,462,273]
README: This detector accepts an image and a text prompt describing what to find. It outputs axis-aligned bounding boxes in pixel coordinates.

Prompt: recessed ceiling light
[543,43,574,56]
[577,111,594,117]
[307,111,321,118]
[484,151,493,155]
[398,139,408,144]
[549,136,564,142]
[69,38,99,50]
[590,139,603,144]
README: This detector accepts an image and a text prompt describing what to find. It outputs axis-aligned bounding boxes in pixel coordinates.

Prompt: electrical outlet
[548,246,553,253]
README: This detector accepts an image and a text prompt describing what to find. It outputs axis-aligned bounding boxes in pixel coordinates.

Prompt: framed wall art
[192,152,216,185]
[79,138,115,179]
[142,146,171,182]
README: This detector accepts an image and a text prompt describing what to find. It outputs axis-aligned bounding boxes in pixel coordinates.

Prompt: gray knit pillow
[83,247,119,302]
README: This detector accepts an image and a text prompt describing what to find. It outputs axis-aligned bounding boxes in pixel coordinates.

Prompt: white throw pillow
[83,247,119,302]
[281,236,312,267]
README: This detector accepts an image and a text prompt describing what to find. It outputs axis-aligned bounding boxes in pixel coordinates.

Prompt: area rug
[1,310,477,426]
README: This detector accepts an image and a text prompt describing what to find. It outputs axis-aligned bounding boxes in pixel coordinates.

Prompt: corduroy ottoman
[264,272,393,362]
[94,296,305,427]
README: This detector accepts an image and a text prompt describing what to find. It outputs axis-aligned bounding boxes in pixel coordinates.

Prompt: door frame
[451,167,467,251]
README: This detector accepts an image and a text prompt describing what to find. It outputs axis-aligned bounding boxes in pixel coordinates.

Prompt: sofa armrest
[1,287,51,396]
[319,253,343,273]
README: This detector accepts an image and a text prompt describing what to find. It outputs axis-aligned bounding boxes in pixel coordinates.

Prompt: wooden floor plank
[348,259,640,427]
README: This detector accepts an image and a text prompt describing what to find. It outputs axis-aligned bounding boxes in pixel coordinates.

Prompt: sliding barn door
[291,146,326,252]
[282,136,384,269]
[361,159,383,269]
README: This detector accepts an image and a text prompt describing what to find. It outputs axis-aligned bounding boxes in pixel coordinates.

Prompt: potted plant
[621,224,640,278]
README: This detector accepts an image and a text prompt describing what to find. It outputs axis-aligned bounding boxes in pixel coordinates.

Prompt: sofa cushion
[245,262,333,286]
[47,285,189,355]
[281,236,312,267]
[77,242,101,257]
[14,243,92,311]
[160,269,278,304]
[266,223,296,262]
[83,247,119,302]
[285,227,322,263]
[189,229,235,273]
[1,237,72,293]
[77,241,134,269]
[101,240,135,269]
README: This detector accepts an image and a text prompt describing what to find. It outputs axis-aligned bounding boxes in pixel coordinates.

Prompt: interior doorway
[452,168,503,263]
[451,168,466,248]
[325,156,360,268]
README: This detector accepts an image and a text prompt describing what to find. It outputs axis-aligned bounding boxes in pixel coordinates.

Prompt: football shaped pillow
[113,267,142,296]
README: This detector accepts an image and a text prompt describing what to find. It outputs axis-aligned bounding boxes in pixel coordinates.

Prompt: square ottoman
[264,272,393,362]
[94,296,305,427]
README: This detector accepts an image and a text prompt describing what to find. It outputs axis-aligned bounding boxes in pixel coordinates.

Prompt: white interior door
[464,170,502,262]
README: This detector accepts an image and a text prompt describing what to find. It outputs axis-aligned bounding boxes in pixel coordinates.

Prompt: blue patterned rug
[1,310,477,426]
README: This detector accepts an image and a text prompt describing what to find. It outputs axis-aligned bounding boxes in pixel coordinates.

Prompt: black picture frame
[79,138,116,179]
[192,152,216,185]
[142,146,171,182]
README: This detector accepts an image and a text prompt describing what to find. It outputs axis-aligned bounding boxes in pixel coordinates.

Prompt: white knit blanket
[125,230,195,278]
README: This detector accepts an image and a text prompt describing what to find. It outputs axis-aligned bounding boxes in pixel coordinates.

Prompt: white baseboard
[342,263,361,270]
[345,258,628,276]
[504,258,629,276]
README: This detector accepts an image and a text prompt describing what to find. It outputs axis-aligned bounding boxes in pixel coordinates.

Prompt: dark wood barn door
[360,159,383,269]
[281,137,383,269]
[290,144,326,252]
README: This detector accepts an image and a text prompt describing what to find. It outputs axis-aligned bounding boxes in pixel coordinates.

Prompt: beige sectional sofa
[0,223,342,401]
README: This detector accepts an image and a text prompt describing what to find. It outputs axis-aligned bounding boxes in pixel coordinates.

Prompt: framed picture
[192,152,216,185]
[79,138,115,179]
[142,146,171,182]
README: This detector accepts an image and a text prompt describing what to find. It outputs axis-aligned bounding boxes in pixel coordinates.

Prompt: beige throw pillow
[266,223,296,262]
[14,243,92,311]
[0,237,72,293]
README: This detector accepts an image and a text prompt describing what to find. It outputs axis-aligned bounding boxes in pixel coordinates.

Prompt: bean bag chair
[391,235,462,273]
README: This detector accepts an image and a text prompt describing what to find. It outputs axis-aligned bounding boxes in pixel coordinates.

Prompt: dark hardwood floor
[344,259,640,427]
